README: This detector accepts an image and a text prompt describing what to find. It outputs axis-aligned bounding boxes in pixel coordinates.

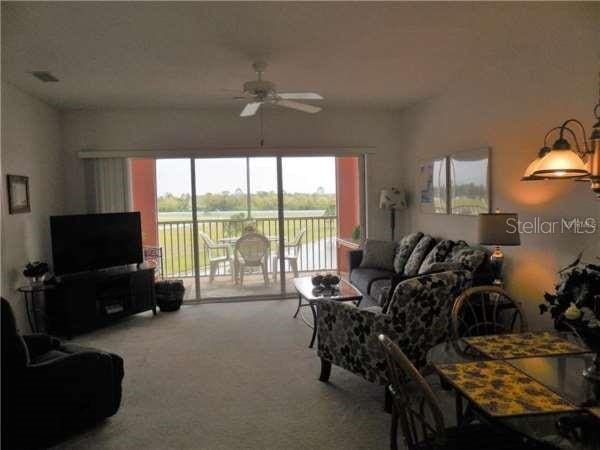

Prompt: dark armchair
[1,298,124,449]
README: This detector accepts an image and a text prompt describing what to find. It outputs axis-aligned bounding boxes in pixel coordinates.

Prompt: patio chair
[272,229,306,281]
[198,231,234,282]
[235,232,270,287]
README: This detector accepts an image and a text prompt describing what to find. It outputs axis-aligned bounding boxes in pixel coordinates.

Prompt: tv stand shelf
[47,267,156,337]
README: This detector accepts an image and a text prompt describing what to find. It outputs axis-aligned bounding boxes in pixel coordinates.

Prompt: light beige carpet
[51,299,451,450]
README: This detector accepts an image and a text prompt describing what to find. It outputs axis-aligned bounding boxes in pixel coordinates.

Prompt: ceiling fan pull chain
[260,106,265,148]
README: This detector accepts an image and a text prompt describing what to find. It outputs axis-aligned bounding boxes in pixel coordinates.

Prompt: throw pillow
[427,261,466,273]
[359,239,397,271]
[403,235,436,276]
[393,232,424,273]
[418,239,455,274]
[447,246,487,272]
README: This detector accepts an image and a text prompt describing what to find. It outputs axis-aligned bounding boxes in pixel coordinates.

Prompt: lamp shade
[479,213,520,246]
[521,146,551,181]
[379,188,407,210]
[531,149,589,179]
[521,156,545,181]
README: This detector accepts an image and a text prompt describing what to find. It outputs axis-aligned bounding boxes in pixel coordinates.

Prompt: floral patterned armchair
[317,270,473,387]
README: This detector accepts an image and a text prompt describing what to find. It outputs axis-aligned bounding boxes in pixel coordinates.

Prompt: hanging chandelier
[521,74,600,198]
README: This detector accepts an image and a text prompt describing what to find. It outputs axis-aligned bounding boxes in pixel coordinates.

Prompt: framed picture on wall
[449,148,490,216]
[7,174,31,214]
[417,157,448,214]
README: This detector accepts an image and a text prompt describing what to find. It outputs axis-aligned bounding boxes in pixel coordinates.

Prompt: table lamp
[379,188,407,240]
[478,211,520,284]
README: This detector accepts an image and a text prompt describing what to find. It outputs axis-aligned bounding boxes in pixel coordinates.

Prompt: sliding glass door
[280,157,338,293]
[134,154,364,302]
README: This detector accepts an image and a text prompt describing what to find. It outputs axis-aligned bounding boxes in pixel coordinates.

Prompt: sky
[156,157,337,196]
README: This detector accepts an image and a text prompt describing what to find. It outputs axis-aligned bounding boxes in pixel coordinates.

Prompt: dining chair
[452,285,528,340]
[235,232,270,287]
[272,229,306,281]
[377,334,538,450]
[198,231,234,282]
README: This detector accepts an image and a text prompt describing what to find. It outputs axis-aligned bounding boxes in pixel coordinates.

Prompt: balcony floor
[163,270,343,301]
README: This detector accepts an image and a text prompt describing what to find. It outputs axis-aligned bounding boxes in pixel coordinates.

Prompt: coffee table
[292,276,362,348]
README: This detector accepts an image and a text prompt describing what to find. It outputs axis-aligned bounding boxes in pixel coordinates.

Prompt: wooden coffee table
[292,276,362,348]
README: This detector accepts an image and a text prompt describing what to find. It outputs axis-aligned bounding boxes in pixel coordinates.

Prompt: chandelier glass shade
[530,147,589,179]
[521,76,600,198]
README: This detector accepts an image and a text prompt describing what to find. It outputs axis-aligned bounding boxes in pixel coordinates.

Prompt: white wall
[397,40,600,328]
[61,108,404,238]
[1,82,64,331]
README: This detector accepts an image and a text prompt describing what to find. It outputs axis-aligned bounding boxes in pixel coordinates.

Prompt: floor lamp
[379,188,407,241]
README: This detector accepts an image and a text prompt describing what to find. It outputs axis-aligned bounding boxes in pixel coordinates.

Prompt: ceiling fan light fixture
[235,61,324,117]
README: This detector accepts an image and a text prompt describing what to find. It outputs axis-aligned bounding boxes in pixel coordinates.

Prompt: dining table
[427,331,600,449]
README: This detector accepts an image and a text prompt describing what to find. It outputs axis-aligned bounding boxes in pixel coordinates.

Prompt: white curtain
[85,158,132,213]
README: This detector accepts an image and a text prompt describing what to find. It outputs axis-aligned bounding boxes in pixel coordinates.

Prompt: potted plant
[540,253,600,381]
[23,261,49,287]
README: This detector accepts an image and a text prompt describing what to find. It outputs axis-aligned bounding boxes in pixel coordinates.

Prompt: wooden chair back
[452,285,528,339]
[378,334,445,450]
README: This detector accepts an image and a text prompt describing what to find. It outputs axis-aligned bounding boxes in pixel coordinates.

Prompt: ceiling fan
[231,62,323,117]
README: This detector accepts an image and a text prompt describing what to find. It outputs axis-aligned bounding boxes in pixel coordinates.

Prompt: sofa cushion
[350,268,394,296]
[369,278,392,306]
[418,239,455,274]
[361,305,383,314]
[403,235,436,276]
[446,244,487,273]
[358,294,381,309]
[359,239,397,271]
[393,232,424,273]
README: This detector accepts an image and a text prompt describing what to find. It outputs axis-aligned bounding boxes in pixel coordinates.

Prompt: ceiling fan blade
[278,92,323,100]
[240,102,261,117]
[276,100,322,114]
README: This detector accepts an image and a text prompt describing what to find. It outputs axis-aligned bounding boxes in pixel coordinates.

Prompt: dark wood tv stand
[47,266,156,337]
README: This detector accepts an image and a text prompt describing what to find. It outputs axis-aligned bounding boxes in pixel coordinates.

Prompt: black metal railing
[157,216,337,278]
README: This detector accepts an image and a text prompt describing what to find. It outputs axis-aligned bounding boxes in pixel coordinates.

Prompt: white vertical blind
[86,158,132,213]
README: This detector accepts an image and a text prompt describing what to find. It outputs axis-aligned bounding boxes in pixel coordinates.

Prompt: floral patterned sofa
[316,269,473,387]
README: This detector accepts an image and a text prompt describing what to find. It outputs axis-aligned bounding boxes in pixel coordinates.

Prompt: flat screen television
[50,212,143,276]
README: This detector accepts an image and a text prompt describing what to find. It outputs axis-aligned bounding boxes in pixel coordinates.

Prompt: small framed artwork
[417,156,448,214]
[449,148,490,216]
[7,174,31,214]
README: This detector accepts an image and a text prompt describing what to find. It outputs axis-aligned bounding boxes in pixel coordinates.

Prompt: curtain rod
[78,147,376,159]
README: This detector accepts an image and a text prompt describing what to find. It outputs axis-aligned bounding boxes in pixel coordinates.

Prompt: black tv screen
[50,212,143,276]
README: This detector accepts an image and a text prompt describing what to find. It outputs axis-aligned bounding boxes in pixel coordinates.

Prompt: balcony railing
[157,216,337,278]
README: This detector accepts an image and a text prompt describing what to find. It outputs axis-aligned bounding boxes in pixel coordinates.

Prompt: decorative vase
[561,318,600,382]
[28,275,45,288]
[577,325,600,382]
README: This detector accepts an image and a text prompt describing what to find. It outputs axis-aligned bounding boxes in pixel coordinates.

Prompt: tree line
[158,190,336,214]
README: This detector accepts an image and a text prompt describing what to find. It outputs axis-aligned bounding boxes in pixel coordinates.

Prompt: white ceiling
[2,2,599,110]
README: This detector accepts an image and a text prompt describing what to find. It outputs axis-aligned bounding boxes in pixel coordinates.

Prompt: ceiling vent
[31,71,59,82]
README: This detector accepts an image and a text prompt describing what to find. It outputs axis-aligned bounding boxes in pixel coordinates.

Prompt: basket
[155,280,185,312]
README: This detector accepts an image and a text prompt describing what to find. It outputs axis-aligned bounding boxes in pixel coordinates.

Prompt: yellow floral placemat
[587,407,600,419]
[463,331,589,359]
[435,360,577,417]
